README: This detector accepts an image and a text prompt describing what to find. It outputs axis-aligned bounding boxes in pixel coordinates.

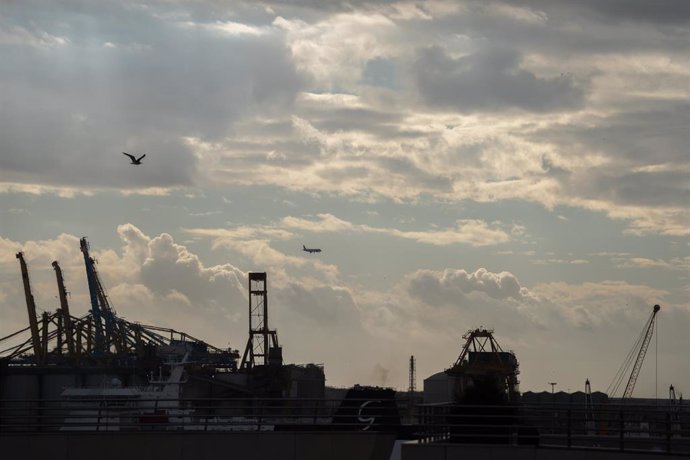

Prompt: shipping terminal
[1,238,688,459]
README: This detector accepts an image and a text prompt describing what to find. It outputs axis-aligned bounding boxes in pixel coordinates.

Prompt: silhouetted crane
[607,304,660,398]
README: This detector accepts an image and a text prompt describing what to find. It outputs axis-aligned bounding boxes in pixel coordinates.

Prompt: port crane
[606,304,660,398]
[3,239,239,369]
[52,261,75,356]
[15,252,43,363]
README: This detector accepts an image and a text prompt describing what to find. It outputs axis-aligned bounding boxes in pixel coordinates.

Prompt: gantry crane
[607,304,660,398]
[52,261,75,356]
[15,252,43,363]
[4,241,239,369]
[80,237,129,354]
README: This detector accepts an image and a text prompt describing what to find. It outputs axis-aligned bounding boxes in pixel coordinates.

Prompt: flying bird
[122,152,146,165]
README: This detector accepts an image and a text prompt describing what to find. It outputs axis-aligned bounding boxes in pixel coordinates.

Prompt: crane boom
[80,238,104,353]
[80,237,126,354]
[622,304,660,398]
[52,261,75,356]
[16,252,43,363]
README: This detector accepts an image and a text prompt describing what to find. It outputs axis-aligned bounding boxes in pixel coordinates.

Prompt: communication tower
[409,355,416,393]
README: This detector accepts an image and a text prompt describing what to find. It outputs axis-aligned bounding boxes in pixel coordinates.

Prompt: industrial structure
[5,242,237,369]
[240,272,281,370]
[607,304,661,399]
[1,245,688,457]
[408,355,416,393]
[1,238,323,401]
[424,327,519,404]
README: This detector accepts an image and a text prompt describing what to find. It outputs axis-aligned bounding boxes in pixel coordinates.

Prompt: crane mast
[80,237,127,355]
[622,304,660,399]
[52,261,75,356]
[80,238,105,353]
[16,252,43,363]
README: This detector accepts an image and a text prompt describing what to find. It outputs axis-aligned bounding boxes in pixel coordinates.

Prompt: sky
[0,0,688,397]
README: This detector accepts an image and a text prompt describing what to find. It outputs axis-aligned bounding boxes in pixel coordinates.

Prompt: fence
[1,397,689,455]
[416,401,690,455]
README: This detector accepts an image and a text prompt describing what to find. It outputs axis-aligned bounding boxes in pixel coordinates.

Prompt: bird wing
[122,152,136,161]
[136,154,146,162]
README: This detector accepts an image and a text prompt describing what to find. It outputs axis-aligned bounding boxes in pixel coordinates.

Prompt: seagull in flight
[122,152,146,165]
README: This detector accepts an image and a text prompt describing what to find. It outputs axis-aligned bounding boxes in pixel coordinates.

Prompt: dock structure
[1,238,324,403]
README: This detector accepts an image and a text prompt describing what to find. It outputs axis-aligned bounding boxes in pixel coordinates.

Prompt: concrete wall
[402,443,689,460]
[1,431,396,460]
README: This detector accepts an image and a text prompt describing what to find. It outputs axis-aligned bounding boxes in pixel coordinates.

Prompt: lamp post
[549,382,558,434]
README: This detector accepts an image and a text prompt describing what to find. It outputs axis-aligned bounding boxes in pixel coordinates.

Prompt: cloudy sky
[1,0,688,397]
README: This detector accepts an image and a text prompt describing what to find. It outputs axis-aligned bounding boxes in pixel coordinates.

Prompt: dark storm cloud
[569,170,690,209]
[412,46,585,113]
[0,0,304,191]
[277,283,361,327]
[390,1,690,60]
[535,104,690,165]
[257,0,690,25]
[509,0,690,25]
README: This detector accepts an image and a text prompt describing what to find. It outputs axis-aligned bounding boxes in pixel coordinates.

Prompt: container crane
[80,237,126,354]
[3,240,239,369]
[52,261,75,356]
[16,252,43,363]
[607,304,660,398]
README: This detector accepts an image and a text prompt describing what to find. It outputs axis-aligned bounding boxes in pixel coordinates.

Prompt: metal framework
[453,328,505,367]
[448,328,520,402]
[2,239,239,370]
[15,252,42,363]
[409,355,416,393]
[607,304,661,398]
[240,272,279,370]
[52,261,75,356]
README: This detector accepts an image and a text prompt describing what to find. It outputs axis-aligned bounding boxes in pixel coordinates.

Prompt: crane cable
[606,311,654,397]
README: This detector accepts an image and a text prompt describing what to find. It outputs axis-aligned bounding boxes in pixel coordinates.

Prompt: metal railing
[416,402,690,455]
[0,397,401,433]
[1,398,689,455]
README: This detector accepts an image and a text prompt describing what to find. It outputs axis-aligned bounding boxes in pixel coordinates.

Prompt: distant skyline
[1,0,688,397]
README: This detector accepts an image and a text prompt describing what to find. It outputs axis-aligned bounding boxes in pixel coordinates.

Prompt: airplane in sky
[122,152,146,165]
[303,245,321,254]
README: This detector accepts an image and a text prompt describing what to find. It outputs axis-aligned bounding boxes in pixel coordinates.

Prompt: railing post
[619,409,624,451]
[566,409,571,448]
[257,399,262,431]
